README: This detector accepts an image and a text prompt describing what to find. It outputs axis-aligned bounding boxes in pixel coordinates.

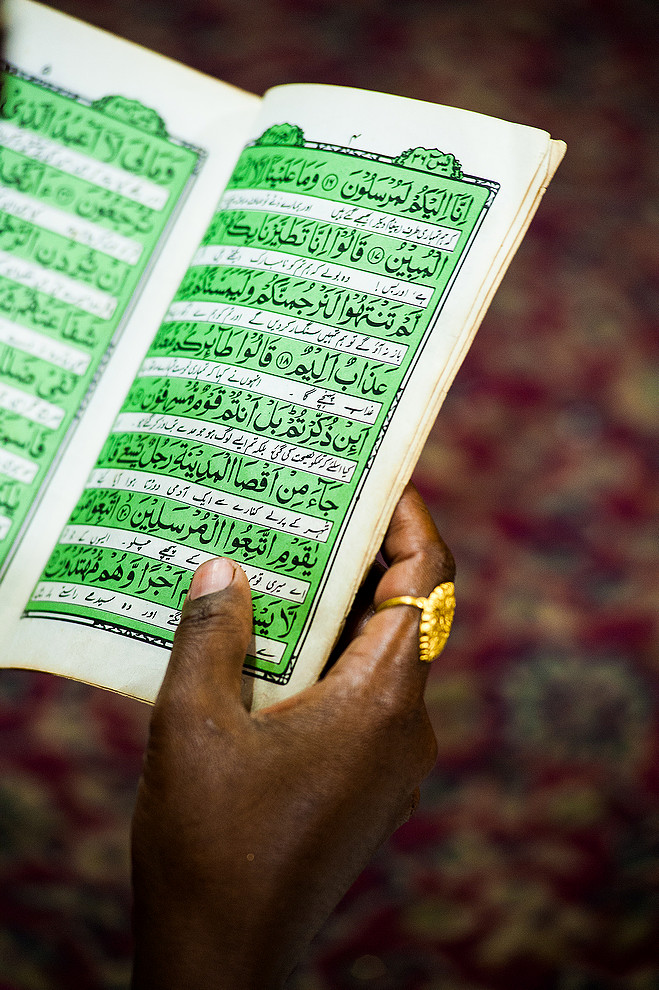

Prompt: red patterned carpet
[1,1,658,988]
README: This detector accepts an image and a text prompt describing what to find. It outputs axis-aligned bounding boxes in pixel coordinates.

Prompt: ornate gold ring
[374,582,456,663]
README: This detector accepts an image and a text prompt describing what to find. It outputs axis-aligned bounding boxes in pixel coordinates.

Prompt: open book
[0,0,565,709]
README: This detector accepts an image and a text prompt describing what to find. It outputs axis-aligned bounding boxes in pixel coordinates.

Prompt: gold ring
[374,582,456,663]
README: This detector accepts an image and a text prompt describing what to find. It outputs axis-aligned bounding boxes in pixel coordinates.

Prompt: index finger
[330,483,455,699]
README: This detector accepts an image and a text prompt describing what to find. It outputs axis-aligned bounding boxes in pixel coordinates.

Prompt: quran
[0,0,565,709]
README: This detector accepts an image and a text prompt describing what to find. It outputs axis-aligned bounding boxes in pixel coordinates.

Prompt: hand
[131,483,455,989]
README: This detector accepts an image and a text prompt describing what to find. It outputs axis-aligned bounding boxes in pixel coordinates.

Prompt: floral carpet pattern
[1,1,657,987]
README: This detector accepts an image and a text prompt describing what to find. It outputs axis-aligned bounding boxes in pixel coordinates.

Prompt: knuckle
[368,683,436,758]
[176,588,252,648]
[369,678,413,722]
[422,538,456,586]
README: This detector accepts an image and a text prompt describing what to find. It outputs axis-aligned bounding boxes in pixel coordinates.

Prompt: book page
[9,83,563,707]
[0,0,259,628]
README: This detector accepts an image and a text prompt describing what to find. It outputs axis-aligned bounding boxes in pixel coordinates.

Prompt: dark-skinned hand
[131,483,455,989]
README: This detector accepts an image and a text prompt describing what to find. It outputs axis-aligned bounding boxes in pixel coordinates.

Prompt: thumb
[157,557,254,722]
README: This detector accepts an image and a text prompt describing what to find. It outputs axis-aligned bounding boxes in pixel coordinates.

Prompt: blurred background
[0,0,657,987]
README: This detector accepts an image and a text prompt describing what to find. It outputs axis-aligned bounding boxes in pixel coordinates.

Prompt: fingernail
[188,557,234,600]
